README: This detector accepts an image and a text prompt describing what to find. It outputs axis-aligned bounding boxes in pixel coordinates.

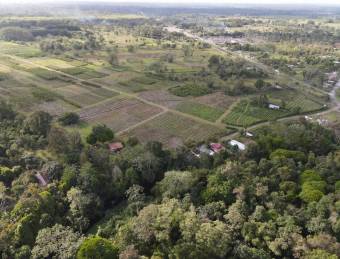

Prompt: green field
[176,101,224,122]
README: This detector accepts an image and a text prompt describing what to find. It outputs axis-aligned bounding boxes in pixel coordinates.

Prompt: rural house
[108,142,124,153]
[210,143,224,153]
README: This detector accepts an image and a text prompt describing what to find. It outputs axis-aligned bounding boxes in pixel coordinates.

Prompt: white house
[268,104,280,110]
[229,140,246,151]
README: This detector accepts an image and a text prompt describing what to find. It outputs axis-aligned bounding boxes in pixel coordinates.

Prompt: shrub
[169,84,211,97]
[58,112,80,126]
[76,237,119,259]
[86,125,114,144]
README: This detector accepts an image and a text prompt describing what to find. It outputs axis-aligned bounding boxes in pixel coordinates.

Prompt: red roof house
[210,143,224,153]
[108,142,124,153]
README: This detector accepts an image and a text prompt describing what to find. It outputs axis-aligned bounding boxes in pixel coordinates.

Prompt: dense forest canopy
[0,99,339,259]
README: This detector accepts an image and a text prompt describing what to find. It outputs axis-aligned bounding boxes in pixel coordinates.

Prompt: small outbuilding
[35,172,48,187]
[268,104,280,110]
[245,132,254,137]
[229,140,246,151]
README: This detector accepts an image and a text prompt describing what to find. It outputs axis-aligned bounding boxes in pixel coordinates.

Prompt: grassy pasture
[0,41,42,57]
[176,101,224,122]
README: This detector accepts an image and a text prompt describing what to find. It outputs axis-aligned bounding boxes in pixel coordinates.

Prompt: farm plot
[193,92,238,110]
[117,75,173,93]
[223,100,291,127]
[29,57,75,69]
[122,112,224,148]
[60,66,108,79]
[0,41,42,57]
[55,84,115,107]
[92,71,140,90]
[176,101,224,122]
[78,97,163,132]
[268,90,324,113]
[138,90,184,108]
[32,100,77,116]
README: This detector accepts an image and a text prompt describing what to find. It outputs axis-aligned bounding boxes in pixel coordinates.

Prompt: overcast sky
[1,0,340,5]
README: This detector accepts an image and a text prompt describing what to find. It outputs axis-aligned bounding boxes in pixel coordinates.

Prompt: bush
[300,170,322,184]
[0,27,34,41]
[169,84,211,97]
[86,125,114,144]
[76,237,119,259]
[58,112,80,126]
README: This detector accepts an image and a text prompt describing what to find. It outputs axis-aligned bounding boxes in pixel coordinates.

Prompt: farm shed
[268,104,280,110]
[35,172,48,186]
[229,140,246,151]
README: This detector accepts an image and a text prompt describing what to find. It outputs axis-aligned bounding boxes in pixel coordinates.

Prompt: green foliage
[76,236,119,259]
[24,111,52,136]
[155,171,196,198]
[0,27,34,41]
[303,249,338,259]
[31,224,83,259]
[31,87,60,102]
[299,181,326,203]
[86,125,114,144]
[300,170,322,184]
[169,84,211,97]
[270,148,306,162]
[58,112,80,126]
[0,101,16,120]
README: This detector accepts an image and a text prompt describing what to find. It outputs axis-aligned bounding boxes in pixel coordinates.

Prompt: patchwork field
[138,90,184,108]
[121,112,225,148]
[78,96,163,132]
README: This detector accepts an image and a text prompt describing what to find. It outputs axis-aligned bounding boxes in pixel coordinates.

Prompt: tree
[86,125,114,144]
[58,112,80,126]
[67,188,103,231]
[24,111,52,136]
[303,249,337,259]
[31,224,83,259]
[155,171,196,198]
[48,126,69,154]
[255,79,265,90]
[0,101,16,120]
[108,52,119,66]
[126,185,146,215]
[0,27,34,41]
[183,45,194,57]
[76,237,119,259]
